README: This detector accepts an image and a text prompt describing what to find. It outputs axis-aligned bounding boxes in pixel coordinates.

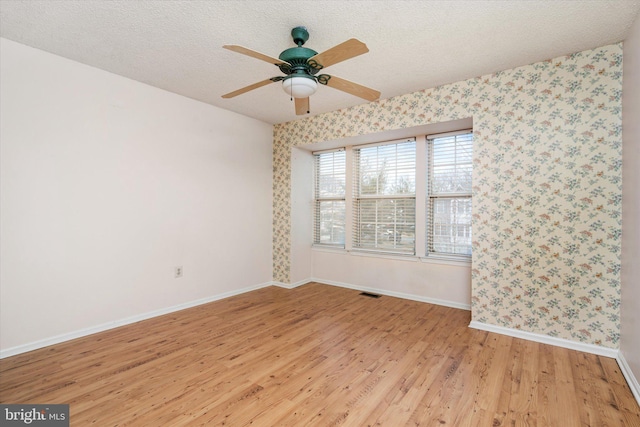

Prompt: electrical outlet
[175,266,183,278]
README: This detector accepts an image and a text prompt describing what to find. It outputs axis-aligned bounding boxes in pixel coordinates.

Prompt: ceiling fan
[221,26,380,115]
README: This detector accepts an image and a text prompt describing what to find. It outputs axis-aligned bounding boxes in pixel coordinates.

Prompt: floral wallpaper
[273,44,623,348]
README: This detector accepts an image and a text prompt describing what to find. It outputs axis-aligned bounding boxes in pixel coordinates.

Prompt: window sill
[311,246,472,267]
[312,245,346,253]
[420,255,471,267]
[348,250,419,262]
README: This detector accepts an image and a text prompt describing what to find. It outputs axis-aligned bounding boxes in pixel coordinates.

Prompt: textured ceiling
[1,1,639,124]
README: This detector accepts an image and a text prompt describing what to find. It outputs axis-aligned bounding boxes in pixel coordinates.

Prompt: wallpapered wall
[273,44,623,348]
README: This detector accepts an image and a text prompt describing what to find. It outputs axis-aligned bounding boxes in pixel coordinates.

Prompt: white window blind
[353,139,416,254]
[427,132,473,256]
[314,150,346,246]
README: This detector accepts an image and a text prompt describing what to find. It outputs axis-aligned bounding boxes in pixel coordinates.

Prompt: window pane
[354,198,415,253]
[316,151,346,197]
[430,134,473,194]
[357,141,416,196]
[316,200,345,245]
[428,197,472,255]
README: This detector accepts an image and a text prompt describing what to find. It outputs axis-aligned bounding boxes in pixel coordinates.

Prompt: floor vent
[360,292,381,298]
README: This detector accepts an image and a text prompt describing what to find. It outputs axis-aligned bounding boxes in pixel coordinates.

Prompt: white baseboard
[272,279,310,289]
[469,320,619,358]
[310,277,471,311]
[0,281,275,359]
[617,351,640,406]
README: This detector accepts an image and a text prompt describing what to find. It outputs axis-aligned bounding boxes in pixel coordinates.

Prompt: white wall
[621,15,640,399]
[0,38,274,354]
[312,251,471,309]
[289,147,313,285]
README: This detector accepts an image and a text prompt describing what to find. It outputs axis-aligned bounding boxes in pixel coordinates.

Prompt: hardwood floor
[1,282,639,426]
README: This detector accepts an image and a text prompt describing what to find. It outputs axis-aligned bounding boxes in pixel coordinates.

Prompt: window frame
[313,149,347,248]
[425,131,473,259]
[352,139,417,256]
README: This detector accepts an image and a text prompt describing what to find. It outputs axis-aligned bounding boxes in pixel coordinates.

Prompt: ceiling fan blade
[222,78,277,98]
[223,45,286,66]
[309,39,369,69]
[295,97,310,115]
[323,75,380,102]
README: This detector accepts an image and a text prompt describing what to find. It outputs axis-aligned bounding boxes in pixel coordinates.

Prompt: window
[313,150,346,246]
[311,130,473,261]
[353,140,416,254]
[427,132,473,256]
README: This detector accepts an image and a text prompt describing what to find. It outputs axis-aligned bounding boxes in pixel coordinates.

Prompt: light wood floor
[1,283,639,426]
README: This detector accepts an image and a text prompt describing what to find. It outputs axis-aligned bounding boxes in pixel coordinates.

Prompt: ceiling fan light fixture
[282,76,318,98]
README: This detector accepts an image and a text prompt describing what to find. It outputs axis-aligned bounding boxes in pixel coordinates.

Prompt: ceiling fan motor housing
[279,47,318,67]
[278,45,321,82]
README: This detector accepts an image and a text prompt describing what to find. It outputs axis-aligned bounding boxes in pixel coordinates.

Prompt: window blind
[427,133,473,256]
[352,139,416,254]
[313,150,346,246]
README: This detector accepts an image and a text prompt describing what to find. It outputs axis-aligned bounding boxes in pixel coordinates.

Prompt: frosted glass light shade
[282,76,318,98]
